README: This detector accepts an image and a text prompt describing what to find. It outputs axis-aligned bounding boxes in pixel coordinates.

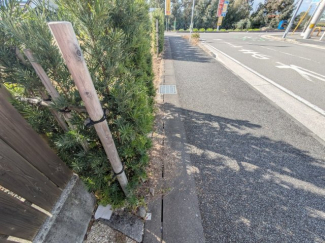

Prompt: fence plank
[0,190,47,241]
[0,139,61,211]
[0,238,17,243]
[0,94,72,188]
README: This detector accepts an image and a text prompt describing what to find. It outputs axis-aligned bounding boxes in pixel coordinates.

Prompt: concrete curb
[262,34,325,50]
[34,175,96,243]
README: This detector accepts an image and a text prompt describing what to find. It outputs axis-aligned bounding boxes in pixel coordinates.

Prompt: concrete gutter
[144,37,205,243]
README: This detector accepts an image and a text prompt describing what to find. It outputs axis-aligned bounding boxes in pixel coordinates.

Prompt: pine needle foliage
[0,0,155,207]
[151,9,165,54]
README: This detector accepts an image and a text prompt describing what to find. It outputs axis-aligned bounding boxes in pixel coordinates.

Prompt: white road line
[205,43,325,117]
[213,39,222,40]
[225,42,242,48]
[259,46,313,61]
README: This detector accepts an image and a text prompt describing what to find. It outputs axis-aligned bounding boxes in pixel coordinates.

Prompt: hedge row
[151,9,165,54]
[0,0,155,208]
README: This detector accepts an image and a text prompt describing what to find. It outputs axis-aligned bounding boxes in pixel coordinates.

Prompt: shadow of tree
[165,36,212,63]
[164,102,325,243]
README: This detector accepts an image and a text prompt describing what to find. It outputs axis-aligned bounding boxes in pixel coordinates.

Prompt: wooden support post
[24,49,89,152]
[48,21,128,195]
[156,19,159,57]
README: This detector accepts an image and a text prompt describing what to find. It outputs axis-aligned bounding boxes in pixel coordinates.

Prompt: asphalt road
[200,32,325,112]
[166,34,325,242]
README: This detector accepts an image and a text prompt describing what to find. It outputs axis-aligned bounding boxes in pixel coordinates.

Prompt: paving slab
[101,212,144,243]
[35,176,96,243]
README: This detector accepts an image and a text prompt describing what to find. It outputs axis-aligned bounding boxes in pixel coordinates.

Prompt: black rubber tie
[85,109,107,128]
[113,164,125,178]
[58,107,71,113]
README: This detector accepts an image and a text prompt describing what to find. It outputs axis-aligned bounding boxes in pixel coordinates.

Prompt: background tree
[250,2,267,28]
[222,0,253,29]
[264,0,295,28]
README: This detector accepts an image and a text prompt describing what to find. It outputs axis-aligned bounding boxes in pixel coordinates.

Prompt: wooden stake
[24,49,89,151]
[48,21,128,194]
[156,19,159,57]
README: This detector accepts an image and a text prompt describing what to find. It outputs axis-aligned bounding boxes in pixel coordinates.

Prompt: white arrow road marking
[239,49,269,59]
[276,62,325,83]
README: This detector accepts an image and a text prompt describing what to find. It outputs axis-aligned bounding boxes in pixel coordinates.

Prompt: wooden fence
[0,86,72,242]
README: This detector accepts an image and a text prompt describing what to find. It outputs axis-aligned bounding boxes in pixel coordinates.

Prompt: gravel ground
[84,221,135,243]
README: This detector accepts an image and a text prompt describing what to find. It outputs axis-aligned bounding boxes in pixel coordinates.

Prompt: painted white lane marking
[213,39,222,40]
[225,42,242,48]
[276,62,325,83]
[259,46,313,61]
[204,43,325,117]
[239,49,269,60]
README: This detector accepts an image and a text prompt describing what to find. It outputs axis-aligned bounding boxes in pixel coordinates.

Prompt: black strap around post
[114,164,125,176]
[85,108,107,128]
[58,107,72,113]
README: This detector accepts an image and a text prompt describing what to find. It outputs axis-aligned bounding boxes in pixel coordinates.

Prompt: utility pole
[49,21,129,195]
[283,0,304,38]
[304,0,325,39]
[301,1,319,36]
[189,0,195,42]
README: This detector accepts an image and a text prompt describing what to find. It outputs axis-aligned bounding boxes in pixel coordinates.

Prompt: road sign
[165,0,171,15]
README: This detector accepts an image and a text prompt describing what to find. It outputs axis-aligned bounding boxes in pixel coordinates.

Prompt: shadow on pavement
[164,102,325,243]
[165,36,212,63]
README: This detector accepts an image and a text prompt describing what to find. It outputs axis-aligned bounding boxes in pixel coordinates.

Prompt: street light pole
[189,0,195,42]
[303,0,325,39]
[283,0,304,38]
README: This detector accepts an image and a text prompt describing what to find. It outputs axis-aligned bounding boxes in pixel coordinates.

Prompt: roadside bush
[193,28,199,32]
[191,33,200,39]
[213,29,218,31]
[179,28,185,31]
[220,29,227,32]
[151,9,165,54]
[199,28,205,32]
[0,0,155,208]
[206,28,213,31]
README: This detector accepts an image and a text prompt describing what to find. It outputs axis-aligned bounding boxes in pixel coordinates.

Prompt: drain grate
[159,85,177,94]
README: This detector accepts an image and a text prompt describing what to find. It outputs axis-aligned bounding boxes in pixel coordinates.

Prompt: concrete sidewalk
[148,34,325,242]
[143,37,205,243]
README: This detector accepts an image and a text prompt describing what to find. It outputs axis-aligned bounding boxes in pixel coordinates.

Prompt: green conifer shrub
[151,8,164,54]
[0,0,155,208]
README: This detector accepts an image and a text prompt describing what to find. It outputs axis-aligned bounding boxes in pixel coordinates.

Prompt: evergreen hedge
[151,9,164,54]
[0,0,155,208]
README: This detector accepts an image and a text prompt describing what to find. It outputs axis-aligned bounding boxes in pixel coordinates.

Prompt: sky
[252,0,319,13]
